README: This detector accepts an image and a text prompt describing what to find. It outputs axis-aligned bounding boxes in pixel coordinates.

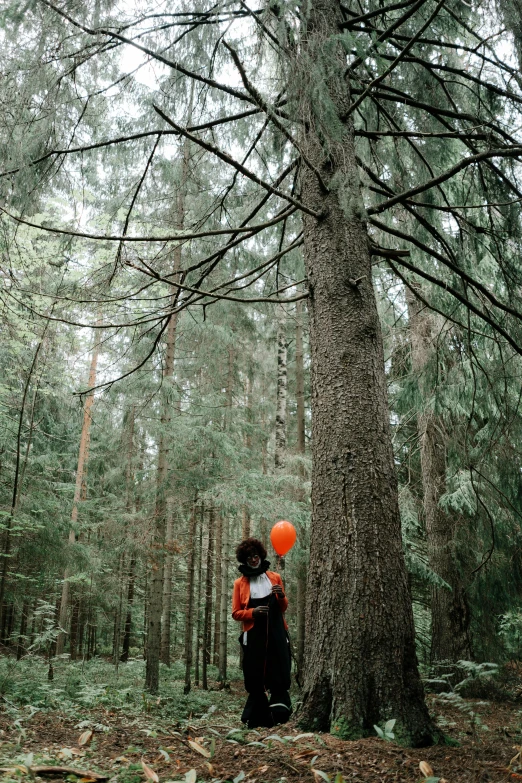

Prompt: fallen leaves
[140,760,159,783]
[419,760,434,777]
[57,748,83,760]
[78,730,93,747]
[187,739,211,758]
[5,689,522,783]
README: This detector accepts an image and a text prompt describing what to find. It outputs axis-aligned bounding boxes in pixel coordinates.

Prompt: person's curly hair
[236,537,267,564]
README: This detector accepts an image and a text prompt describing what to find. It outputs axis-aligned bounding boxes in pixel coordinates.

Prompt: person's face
[247,551,261,568]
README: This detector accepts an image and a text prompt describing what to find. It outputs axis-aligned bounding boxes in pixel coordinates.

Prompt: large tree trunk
[406,286,471,664]
[298,0,435,745]
[56,326,100,655]
[295,298,307,675]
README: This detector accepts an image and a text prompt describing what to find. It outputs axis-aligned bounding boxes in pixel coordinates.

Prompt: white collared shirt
[249,572,272,599]
[243,573,272,644]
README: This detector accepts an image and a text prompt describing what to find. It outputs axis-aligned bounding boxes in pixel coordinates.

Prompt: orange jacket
[232,571,288,633]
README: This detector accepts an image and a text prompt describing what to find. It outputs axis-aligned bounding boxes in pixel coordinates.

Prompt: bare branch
[0,205,296,243]
[368,147,522,215]
[127,257,308,305]
[153,105,323,218]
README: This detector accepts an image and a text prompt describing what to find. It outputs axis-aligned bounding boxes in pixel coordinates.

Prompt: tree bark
[121,556,136,663]
[298,0,435,744]
[69,595,80,661]
[406,286,471,664]
[212,512,223,666]
[160,505,175,666]
[295,298,307,674]
[242,372,253,540]
[275,304,288,470]
[218,515,229,684]
[57,325,100,655]
[121,408,138,663]
[113,554,125,671]
[183,503,198,694]
[194,517,203,687]
[202,507,214,690]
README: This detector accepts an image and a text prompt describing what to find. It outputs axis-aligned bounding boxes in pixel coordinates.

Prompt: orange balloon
[270,520,297,556]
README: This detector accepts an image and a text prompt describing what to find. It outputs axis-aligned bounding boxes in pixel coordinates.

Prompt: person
[232,537,292,729]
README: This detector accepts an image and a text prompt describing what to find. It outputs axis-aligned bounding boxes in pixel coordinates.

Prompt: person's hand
[271,584,284,598]
[253,605,269,617]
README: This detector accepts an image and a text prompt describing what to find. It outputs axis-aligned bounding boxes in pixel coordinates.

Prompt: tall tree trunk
[57,325,100,655]
[121,556,136,663]
[406,286,471,664]
[242,372,253,540]
[218,516,229,685]
[113,555,125,671]
[156,300,180,670]
[147,305,179,684]
[298,0,435,744]
[295,298,307,675]
[202,507,214,690]
[156,114,192,670]
[275,304,288,470]
[295,299,306,459]
[183,503,198,694]
[143,567,148,661]
[121,407,137,663]
[194,518,203,687]
[78,603,85,658]
[69,595,80,661]
[160,508,176,666]
[212,512,223,665]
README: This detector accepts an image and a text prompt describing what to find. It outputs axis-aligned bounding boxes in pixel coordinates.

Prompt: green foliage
[373,718,396,742]
[0,657,242,720]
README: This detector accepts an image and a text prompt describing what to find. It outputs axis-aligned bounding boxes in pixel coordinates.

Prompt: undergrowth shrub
[425,659,515,701]
[0,656,242,719]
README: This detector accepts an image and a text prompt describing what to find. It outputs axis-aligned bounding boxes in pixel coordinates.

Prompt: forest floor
[0,659,522,783]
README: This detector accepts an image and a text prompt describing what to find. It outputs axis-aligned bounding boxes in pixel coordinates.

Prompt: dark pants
[240,594,292,729]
